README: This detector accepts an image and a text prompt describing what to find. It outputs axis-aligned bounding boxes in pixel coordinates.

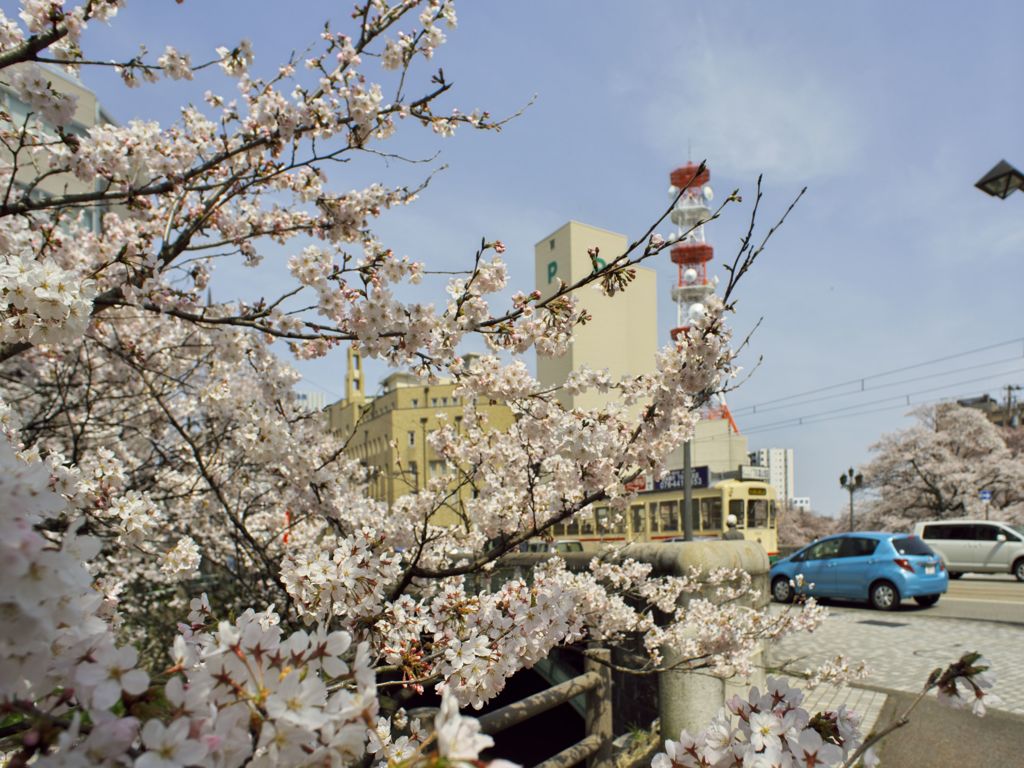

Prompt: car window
[804,538,842,560]
[922,524,952,539]
[839,537,879,558]
[975,525,1002,542]
[892,536,934,556]
[938,524,975,540]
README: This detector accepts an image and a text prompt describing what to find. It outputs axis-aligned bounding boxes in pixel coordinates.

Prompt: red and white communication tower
[667,162,739,432]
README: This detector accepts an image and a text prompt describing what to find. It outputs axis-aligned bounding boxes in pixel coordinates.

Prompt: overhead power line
[740,372,1024,436]
[737,353,1024,418]
[732,337,1024,415]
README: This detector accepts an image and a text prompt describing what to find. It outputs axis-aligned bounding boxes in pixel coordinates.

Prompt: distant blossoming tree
[1003,425,1024,458]
[861,404,1024,531]
[0,2,993,766]
[777,505,838,548]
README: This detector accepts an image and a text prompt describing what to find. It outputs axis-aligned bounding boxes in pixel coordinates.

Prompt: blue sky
[26,0,1024,519]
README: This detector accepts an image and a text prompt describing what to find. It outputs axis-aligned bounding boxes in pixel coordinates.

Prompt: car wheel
[1014,559,1024,583]
[948,571,963,580]
[772,576,794,603]
[914,594,939,607]
[870,580,901,611]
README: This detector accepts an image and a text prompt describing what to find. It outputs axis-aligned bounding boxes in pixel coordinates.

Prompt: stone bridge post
[619,540,770,744]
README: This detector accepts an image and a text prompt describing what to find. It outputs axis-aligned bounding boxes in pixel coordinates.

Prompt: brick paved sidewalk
[797,682,888,735]
[767,605,1024,717]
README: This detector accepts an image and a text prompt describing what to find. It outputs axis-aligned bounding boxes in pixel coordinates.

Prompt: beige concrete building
[535,220,750,475]
[534,221,658,411]
[671,420,750,476]
[325,347,515,524]
[1,63,114,231]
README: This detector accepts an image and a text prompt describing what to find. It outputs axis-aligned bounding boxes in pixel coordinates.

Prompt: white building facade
[749,447,795,507]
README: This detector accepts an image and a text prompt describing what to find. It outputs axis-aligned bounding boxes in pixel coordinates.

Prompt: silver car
[913,520,1024,581]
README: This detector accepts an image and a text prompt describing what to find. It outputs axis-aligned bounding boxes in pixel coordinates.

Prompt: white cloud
[627,36,864,183]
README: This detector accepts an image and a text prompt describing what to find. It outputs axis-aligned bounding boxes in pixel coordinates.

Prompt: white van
[913,520,1024,581]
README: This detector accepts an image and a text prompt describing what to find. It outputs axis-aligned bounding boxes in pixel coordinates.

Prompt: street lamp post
[839,467,864,532]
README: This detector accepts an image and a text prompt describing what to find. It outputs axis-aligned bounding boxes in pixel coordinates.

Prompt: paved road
[803,573,1024,624]
[934,573,1024,623]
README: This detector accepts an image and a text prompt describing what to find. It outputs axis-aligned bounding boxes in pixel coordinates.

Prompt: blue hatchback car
[770,532,948,610]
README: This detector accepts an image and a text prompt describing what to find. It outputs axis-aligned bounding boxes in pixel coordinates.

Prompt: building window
[407,431,415,446]
[549,239,555,250]
[442,397,448,406]
[431,398,438,407]
[429,460,447,478]
[411,398,418,407]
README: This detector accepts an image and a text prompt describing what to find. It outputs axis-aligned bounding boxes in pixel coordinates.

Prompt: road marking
[940,597,1024,605]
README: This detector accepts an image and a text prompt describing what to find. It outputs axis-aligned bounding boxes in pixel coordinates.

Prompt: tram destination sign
[654,466,709,491]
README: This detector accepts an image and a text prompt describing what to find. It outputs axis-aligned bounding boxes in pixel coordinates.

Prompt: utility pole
[682,440,694,541]
[839,467,864,532]
[1003,384,1021,427]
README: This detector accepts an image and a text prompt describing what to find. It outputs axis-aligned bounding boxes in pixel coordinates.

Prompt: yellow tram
[548,478,779,555]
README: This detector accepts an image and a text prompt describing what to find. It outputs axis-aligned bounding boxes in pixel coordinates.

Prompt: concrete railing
[619,541,770,744]
[477,648,613,768]
[483,541,770,753]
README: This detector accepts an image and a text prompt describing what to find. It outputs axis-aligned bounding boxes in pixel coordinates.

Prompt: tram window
[567,517,580,535]
[729,499,745,528]
[649,503,659,533]
[609,510,625,534]
[700,498,723,531]
[685,501,699,532]
[749,500,769,528]
[768,501,777,528]
[596,507,610,534]
[552,523,565,536]
[660,501,679,532]
[631,505,645,535]
[580,510,595,535]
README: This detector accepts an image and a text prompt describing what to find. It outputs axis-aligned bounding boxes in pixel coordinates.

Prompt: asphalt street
[931,574,1024,624]
[803,573,1024,625]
